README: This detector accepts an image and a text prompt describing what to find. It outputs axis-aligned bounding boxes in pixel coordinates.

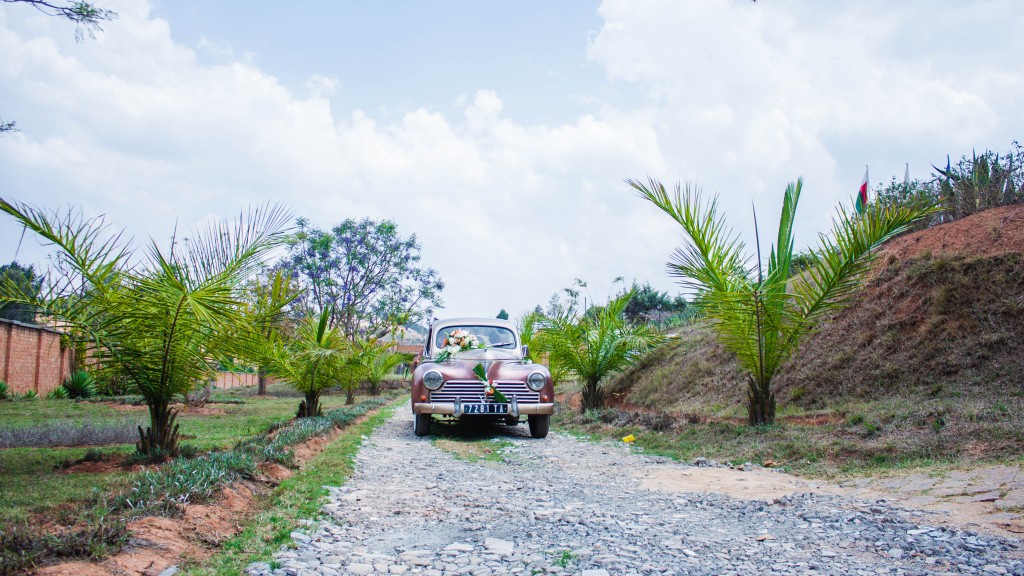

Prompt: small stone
[347,564,373,575]
[157,568,179,576]
[581,571,610,576]
[484,538,514,555]
[888,548,903,559]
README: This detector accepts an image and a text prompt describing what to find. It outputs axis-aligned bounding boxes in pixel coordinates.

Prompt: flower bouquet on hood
[434,329,484,362]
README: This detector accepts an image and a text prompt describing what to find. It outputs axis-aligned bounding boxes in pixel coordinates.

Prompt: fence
[0,319,73,395]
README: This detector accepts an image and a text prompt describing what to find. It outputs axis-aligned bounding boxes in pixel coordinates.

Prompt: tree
[496,309,509,320]
[616,280,688,324]
[2,0,117,41]
[0,262,42,323]
[0,198,290,457]
[284,218,444,340]
[269,306,350,417]
[360,339,413,396]
[543,291,664,412]
[241,268,299,395]
[2,1,117,134]
[630,177,936,425]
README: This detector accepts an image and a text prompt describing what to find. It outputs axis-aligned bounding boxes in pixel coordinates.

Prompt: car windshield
[434,326,516,351]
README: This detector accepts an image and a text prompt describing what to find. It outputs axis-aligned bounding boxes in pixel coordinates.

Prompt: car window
[434,326,516,350]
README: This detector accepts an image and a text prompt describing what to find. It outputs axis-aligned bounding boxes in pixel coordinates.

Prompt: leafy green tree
[284,218,444,340]
[0,262,42,323]
[270,306,350,417]
[630,177,935,425]
[616,280,687,324]
[0,199,289,457]
[543,291,664,412]
[496,308,509,320]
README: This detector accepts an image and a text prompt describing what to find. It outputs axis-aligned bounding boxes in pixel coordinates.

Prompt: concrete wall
[0,319,73,395]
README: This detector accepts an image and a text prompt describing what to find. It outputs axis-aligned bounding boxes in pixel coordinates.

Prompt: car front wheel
[528,414,549,438]
[413,413,432,436]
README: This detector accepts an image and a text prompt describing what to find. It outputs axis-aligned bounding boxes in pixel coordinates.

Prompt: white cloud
[1,0,1022,320]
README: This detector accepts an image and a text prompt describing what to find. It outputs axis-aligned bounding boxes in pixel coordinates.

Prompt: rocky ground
[247,408,1024,576]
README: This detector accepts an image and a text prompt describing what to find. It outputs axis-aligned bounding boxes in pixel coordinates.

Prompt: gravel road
[247,407,1024,576]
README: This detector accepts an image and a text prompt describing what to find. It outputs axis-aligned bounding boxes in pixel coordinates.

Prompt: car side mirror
[521,345,530,360]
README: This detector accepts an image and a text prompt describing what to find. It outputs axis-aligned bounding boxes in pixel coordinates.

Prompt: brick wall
[0,319,73,395]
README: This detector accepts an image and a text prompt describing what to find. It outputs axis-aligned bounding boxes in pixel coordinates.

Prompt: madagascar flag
[855,166,869,214]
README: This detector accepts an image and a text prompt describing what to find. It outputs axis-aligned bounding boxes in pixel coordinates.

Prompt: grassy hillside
[582,204,1024,473]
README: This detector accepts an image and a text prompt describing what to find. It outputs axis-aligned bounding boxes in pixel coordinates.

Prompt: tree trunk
[580,379,605,413]
[746,375,776,426]
[257,366,268,396]
[296,390,322,418]
[137,400,179,460]
[344,386,355,405]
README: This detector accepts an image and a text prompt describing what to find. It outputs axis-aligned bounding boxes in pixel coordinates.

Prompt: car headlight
[527,372,546,391]
[423,370,444,391]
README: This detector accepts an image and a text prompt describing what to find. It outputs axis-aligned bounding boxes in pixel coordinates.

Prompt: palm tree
[241,268,299,395]
[543,291,664,412]
[361,339,413,396]
[629,177,936,425]
[270,306,350,417]
[0,198,290,457]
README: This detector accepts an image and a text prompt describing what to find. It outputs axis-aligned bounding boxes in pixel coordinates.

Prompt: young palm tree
[629,177,936,425]
[361,338,413,396]
[270,306,351,417]
[0,198,290,456]
[543,291,664,412]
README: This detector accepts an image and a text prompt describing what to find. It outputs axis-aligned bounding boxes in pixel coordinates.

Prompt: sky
[1,0,1022,319]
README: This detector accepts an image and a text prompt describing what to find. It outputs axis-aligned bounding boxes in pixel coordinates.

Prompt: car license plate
[463,403,508,414]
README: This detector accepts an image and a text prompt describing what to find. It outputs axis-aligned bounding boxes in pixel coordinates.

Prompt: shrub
[18,390,37,400]
[47,386,70,400]
[0,380,8,400]
[63,370,97,399]
[0,518,128,573]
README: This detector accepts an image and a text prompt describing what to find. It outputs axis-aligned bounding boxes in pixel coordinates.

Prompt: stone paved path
[248,407,1024,576]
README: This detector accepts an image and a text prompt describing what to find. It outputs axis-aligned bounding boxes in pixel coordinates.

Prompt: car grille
[429,379,541,404]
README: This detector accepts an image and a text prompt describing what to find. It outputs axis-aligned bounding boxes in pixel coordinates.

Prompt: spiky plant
[542,291,664,412]
[62,370,97,399]
[47,386,70,400]
[0,199,290,457]
[360,339,412,396]
[270,306,351,417]
[630,177,936,425]
[0,380,8,400]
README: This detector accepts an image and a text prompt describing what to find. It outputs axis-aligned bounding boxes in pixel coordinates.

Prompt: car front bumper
[413,401,554,416]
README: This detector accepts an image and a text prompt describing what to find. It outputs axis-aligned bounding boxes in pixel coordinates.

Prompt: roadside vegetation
[0,383,396,573]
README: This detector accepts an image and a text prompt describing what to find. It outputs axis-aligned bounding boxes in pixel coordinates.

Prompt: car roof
[432,317,517,330]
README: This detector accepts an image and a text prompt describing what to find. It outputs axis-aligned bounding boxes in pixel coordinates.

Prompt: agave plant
[47,386,70,400]
[0,198,290,457]
[62,370,96,399]
[542,291,664,412]
[0,380,8,400]
[630,177,936,425]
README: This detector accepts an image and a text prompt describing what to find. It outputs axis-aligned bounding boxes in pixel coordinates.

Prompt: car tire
[528,414,549,439]
[413,413,431,437]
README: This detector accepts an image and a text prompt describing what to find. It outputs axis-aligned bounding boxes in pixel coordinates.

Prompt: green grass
[0,445,135,525]
[0,383,386,526]
[184,401,399,576]
[553,398,1019,478]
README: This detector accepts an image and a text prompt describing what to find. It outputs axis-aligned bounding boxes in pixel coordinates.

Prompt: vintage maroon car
[411,317,554,438]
